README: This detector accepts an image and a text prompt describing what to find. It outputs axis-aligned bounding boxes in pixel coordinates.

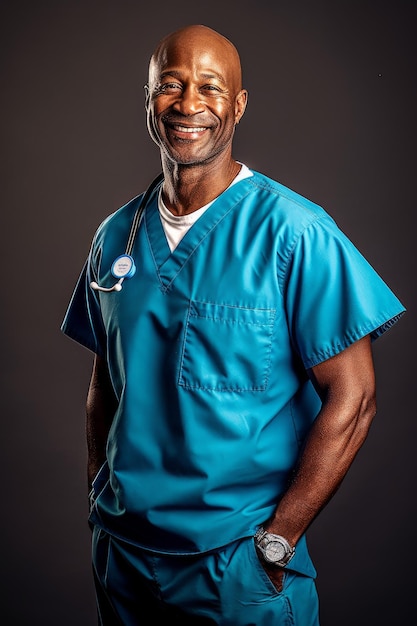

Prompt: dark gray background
[1,1,415,624]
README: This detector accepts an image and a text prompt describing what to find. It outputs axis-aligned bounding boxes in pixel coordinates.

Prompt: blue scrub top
[62,170,405,576]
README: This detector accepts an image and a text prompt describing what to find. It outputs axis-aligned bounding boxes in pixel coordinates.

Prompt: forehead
[149,31,240,87]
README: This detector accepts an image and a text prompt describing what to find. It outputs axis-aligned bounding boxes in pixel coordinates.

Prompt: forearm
[266,336,377,546]
[86,354,118,491]
[266,393,376,545]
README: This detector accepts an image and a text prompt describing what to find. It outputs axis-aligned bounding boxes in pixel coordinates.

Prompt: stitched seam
[163,188,254,289]
[178,305,276,391]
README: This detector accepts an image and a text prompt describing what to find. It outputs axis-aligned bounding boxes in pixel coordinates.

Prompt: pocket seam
[178,301,276,392]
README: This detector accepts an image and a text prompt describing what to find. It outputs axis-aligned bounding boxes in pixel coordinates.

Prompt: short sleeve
[60,194,142,357]
[61,253,107,357]
[284,215,406,369]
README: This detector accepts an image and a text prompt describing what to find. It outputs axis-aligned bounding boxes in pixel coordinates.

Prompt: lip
[167,123,209,139]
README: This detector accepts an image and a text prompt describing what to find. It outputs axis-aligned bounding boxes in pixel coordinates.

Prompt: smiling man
[62,24,405,625]
[145,25,247,211]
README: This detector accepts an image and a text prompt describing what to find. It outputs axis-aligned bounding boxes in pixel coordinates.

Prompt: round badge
[111,255,136,279]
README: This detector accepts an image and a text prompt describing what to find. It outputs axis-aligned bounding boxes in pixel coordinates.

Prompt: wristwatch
[254,527,295,567]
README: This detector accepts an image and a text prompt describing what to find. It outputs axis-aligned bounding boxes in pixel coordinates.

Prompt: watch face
[264,540,286,563]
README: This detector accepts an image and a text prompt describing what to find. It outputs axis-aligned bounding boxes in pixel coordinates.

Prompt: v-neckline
[144,176,254,291]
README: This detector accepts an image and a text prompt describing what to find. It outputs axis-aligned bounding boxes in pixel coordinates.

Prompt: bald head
[148,25,244,93]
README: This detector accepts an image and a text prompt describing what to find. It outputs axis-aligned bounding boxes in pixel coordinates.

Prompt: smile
[172,124,208,133]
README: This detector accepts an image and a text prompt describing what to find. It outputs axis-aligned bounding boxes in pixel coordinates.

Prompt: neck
[161,157,241,216]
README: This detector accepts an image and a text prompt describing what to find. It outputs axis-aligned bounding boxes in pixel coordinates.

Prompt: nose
[172,85,205,116]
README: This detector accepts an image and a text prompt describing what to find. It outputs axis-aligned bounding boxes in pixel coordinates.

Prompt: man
[62,24,405,625]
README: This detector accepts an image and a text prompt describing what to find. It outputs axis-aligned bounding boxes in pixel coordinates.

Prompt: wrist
[254,526,296,567]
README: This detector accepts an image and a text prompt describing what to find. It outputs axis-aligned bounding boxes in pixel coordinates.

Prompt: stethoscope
[90,173,164,293]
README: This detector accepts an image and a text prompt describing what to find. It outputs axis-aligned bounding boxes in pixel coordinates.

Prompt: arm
[261,335,377,582]
[86,354,118,492]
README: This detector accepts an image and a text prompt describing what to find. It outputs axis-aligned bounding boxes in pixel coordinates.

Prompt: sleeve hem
[60,324,104,357]
[303,309,406,369]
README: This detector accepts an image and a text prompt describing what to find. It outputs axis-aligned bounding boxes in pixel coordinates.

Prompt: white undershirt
[158,163,253,251]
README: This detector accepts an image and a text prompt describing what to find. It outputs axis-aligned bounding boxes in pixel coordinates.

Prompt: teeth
[174,125,206,133]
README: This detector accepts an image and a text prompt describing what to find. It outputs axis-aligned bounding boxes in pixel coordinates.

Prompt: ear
[144,84,150,110]
[235,89,248,124]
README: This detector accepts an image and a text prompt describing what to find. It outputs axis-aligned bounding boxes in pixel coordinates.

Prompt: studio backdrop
[1,1,415,625]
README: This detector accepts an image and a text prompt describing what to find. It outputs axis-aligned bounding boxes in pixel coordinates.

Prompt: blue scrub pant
[92,526,319,625]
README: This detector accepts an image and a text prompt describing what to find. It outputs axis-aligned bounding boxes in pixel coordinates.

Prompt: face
[145,27,247,167]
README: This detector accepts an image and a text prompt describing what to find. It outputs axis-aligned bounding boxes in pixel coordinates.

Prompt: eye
[201,84,222,93]
[157,82,182,94]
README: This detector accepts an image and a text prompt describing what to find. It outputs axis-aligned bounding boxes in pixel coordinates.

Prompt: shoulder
[246,170,331,225]
[244,169,339,248]
[93,193,143,245]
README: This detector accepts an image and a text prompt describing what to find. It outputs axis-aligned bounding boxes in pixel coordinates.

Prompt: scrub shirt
[62,169,405,577]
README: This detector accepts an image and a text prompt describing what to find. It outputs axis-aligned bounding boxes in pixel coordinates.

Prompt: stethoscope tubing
[90,172,164,293]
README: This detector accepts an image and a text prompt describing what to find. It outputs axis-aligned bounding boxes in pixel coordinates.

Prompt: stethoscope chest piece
[111,254,136,279]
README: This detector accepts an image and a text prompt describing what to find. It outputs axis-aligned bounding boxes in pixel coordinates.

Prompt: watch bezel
[264,538,288,563]
[254,527,295,567]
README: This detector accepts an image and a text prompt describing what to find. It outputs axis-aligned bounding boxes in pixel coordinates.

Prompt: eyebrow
[159,70,226,85]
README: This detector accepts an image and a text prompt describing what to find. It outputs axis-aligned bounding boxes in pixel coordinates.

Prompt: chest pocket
[178,301,276,392]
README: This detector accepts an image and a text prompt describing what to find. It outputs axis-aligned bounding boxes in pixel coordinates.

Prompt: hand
[263,562,285,592]
[255,547,285,592]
